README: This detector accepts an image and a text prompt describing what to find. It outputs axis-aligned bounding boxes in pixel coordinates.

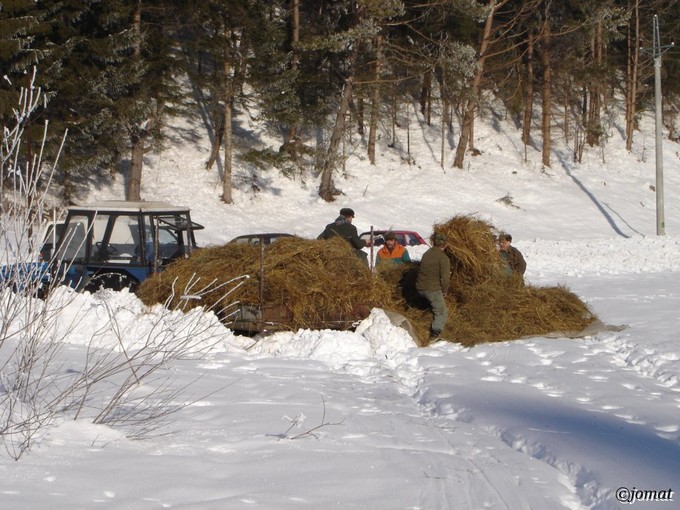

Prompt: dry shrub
[137,237,397,331]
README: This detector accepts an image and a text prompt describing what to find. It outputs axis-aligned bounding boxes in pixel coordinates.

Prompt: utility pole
[642,15,674,235]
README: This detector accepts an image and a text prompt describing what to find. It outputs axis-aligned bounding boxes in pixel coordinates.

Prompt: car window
[268,235,289,244]
[231,234,292,246]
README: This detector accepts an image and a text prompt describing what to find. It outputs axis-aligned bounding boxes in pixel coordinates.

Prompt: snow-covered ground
[2,100,680,509]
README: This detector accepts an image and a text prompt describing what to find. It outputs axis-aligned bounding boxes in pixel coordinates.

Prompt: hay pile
[136,236,398,331]
[376,214,596,346]
[137,215,596,347]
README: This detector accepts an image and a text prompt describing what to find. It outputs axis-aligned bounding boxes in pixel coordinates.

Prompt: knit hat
[339,208,355,218]
[433,233,446,246]
[384,231,396,240]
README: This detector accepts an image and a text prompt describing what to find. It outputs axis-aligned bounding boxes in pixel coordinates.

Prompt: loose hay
[137,236,398,331]
[377,215,596,346]
[432,215,504,286]
[137,214,596,347]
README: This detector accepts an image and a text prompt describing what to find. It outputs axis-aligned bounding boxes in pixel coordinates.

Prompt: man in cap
[416,233,451,339]
[318,207,369,265]
[376,231,411,266]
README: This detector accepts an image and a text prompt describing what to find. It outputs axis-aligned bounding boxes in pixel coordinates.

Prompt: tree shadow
[436,386,680,507]
[555,151,630,238]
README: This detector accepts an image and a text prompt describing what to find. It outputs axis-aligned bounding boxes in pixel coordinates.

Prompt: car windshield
[231,234,292,245]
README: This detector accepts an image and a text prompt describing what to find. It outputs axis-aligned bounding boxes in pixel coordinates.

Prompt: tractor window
[93,215,142,264]
[144,214,183,263]
[56,215,88,262]
[40,222,66,262]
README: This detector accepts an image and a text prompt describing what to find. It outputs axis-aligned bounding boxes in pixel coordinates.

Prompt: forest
[2,0,680,205]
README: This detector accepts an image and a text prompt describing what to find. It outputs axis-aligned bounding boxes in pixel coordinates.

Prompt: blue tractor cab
[52,201,203,292]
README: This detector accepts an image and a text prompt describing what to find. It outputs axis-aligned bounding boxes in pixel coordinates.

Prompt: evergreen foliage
[1,0,678,204]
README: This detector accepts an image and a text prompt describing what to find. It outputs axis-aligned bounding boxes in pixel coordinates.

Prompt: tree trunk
[220,52,235,204]
[318,44,359,201]
[291,0,300,66]
[541,10,552,168]
[127,0,144,201]
[205,108,225,170]
[522,30,535,151]
[283,0,301,159]
[420,69,432,124]
[625,0,640,151]
[563,84,570,146]
[222,96,233,204]
[453,0,496,169]
[355,97,364,136]
[367,34,382,165]
[390,91,397,146]
[128,131,144,201]
[586,24,602,147]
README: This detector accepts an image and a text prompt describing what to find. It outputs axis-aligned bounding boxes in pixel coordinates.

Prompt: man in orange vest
[376,231,411,266]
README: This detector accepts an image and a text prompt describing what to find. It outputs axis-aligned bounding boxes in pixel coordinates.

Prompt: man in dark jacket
[318,208,369,265]
[416,233,451,339]
[497,233,526,277]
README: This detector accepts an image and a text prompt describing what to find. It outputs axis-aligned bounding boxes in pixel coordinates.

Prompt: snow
[2,102,680,509]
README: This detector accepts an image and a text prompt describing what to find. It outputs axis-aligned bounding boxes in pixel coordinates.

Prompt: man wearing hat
[317,207,369,265]
[416,233,450,339]
[376,231,411,266]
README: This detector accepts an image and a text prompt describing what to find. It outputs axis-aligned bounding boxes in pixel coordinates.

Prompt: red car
[360,230,428,247]
[229,233,294,246]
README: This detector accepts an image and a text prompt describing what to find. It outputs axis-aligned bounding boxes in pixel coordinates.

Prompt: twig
[279,396,344,440]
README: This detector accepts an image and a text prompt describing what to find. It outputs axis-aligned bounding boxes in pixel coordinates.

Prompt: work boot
[429,329,442,340]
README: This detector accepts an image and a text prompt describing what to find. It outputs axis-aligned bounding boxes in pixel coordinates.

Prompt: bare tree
[625,0,641,151]
[318,43,360,201]
[204,28,247,205]
[522,29,536,157]
[540,3,553,168]
[367,34,383,165]
[453,0,501,169]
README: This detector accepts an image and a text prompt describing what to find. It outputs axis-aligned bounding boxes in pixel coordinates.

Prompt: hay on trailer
[375,214,597,347]
[136,236,398,331]
[137,214,596,347]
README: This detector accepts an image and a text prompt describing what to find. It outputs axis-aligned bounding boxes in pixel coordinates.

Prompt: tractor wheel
[83,272,139,293]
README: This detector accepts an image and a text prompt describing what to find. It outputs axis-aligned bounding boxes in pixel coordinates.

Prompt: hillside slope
[84,101,680,255]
